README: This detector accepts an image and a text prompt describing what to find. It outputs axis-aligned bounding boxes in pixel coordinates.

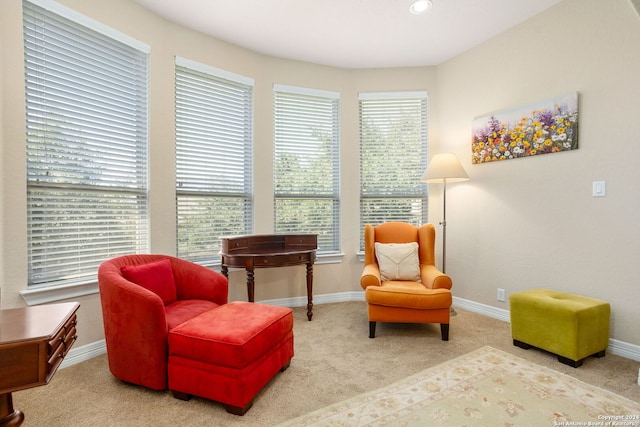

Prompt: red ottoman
[167,301,294,415]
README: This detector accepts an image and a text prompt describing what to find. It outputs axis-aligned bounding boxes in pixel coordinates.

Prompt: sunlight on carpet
[278,346,640,426]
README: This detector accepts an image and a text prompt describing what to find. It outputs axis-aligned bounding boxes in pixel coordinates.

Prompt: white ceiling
[134,0,563,69]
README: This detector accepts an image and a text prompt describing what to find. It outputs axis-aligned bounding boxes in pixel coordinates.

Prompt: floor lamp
[421,153,469,314]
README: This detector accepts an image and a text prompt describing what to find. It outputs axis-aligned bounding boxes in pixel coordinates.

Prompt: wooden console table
[220,234,317,320]
[0,302,79,426]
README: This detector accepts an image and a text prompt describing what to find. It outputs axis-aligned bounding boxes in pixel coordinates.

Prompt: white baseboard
[452,296,511,323]
[608,338,640,362]
[451,296,640,362]
[258,291,365,308]
[60,292,640,369]
[60,339,106,369]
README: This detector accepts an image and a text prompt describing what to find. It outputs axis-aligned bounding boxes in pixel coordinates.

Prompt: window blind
[359,92,428,247]
[175,58,254,265]
[273,85,340,253]
[23,0,150,287]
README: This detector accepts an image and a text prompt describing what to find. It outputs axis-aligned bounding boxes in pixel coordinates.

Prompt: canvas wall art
[471,92,579,164]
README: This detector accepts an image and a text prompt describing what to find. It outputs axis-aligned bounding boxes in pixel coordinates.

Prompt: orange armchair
[361,222,453,340]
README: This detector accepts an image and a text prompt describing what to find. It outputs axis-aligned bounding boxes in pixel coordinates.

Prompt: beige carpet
[14,301,640,426]
[279,346,640,426]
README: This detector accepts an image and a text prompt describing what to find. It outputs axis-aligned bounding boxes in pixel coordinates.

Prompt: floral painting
[471,92,578,164]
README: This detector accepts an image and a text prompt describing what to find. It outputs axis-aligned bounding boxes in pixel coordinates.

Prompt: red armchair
[98,254,228,390]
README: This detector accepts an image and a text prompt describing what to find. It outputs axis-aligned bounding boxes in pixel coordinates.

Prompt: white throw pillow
[374,242,421,282]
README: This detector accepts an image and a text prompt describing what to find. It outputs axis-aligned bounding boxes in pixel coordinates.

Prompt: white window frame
[21,0,150,304]
[273,84,341,255]
[359,91,429,250]
[175,57,254,266]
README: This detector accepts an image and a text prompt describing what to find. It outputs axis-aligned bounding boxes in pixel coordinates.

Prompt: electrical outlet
[497,288,506,302]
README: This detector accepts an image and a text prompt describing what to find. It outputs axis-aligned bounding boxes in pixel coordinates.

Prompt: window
[359,92,428,247]
[273,85,340,253]
[175,58,254,265]
[23,0,150,288]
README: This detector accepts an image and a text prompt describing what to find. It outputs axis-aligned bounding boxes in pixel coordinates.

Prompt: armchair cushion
[374,242,421,282]
[121,258,177,305]
[165,299,220,330]
[366,284,452,310]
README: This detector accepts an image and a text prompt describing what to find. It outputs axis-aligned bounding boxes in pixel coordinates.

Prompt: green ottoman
[509,289,610,368]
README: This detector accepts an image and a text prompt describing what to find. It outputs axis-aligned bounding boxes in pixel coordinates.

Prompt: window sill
[316,252,345,264]
[20,281,98,306]
[19,252,346,306]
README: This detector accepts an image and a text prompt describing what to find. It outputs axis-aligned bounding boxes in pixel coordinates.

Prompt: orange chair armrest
[420,265,452,290]
[361,263,381,289]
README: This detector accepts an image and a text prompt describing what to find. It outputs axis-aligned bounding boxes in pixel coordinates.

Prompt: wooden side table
[0,302,79,426]
[220,234,317,320]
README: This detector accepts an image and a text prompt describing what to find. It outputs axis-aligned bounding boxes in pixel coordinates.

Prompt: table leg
[221,264,228,279]
[0,393,24,427]
[306,262,313,321]
[246,267,255,303]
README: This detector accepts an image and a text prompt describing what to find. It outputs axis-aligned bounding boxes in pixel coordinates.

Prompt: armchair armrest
[171,259,228,305]
[98,266,169,390]
[420,265,452,290]
[361,263,382,289]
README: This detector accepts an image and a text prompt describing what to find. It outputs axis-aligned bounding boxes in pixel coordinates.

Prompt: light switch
[592,181,606,197]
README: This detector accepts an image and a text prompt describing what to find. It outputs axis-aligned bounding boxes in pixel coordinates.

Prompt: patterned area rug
[279,346,640,426]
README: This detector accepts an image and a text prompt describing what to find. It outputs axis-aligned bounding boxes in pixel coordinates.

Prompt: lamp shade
[421,153,469,183]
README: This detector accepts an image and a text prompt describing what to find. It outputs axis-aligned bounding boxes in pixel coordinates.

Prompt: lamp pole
[441,179,448,273]
[421,152,469,282]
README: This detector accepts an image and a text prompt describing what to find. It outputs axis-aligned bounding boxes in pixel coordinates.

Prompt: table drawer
[223,237,250,253]
[285,235,317,249]
[0,302,79,395]
[47,314,78,376]
[254,253,312,267]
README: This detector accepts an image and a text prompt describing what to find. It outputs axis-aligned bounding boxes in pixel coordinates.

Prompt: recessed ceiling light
[410,0,433,14]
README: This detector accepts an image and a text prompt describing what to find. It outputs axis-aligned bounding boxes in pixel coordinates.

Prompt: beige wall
[1,0,638,348]
[1,0,28,310]
[0,0,438,346]
[436,0,640,344]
